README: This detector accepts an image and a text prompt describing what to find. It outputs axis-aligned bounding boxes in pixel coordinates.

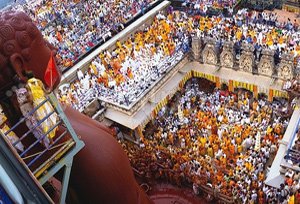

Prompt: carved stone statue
[202,37,218,65]
[239,43,255,73]
[0,10,151,204]
[295,60,300,77]
[278,53,294,80]
[257,49,274,77]
[191,35,201,61]
[220,41,234,68]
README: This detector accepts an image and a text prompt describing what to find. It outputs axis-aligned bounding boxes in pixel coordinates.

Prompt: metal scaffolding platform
[1,93,84,204]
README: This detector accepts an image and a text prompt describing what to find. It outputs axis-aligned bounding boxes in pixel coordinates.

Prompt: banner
[228,80,234,92]
[253,85,258,99]
[272,89,289,99]
[268,89,288,102]
[192,70,216,82]
[268,89,273,102]
[215,76,221,88]
[179,71,193,88]
[232,80,254,92]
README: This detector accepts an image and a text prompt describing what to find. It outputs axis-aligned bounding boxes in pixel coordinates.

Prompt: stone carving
[220,41,234,68]
[278,53,294,80]
[239,43,255,73]
[257,49,274,77]
[295,64,300,77]
[279,65,293,80]
[191,35,201,61]
[240,56,253,72]
[202,37,218,65]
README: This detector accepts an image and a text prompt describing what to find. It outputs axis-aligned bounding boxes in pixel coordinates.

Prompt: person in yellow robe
[27,78,58,141]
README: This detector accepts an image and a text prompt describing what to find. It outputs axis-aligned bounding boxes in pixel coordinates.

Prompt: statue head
[0,10,61,94]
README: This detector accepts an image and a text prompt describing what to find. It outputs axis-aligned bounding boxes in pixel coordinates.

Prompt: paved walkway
[265,9,300,24]
[148,183,210,204]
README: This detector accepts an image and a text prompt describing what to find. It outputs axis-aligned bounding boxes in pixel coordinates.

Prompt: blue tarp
[0,185,13,204]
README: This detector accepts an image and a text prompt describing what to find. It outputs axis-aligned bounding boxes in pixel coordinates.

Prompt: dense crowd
[57,11,191,111]
[54,5,300,111]
[1,1,300,203]
[12,1,300,71]
[181,0,236,15]
[191,8,300,65]
[54,9,300,109]
[14,0,156,69]
[117,78,300,203]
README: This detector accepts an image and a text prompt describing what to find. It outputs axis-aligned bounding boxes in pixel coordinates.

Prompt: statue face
[24,35,61,90]
[0,11,61,91]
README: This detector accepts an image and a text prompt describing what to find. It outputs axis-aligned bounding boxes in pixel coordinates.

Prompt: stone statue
[239,56,253,73]
[239,43,255,73]
[257,49,274,77]
[191,35,201,61]
[0,10,151,204]
[278,53,294,80]
[202,38,218,65]
[259,61,273,75]
[220,41,234,69]
[279,65,293,80]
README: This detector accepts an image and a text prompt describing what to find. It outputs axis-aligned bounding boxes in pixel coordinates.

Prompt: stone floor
[265,9,300,24]
[147,183,210,204]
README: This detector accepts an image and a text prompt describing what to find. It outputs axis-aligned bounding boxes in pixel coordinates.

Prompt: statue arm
[64,105,114,136]
[62,105,151,204]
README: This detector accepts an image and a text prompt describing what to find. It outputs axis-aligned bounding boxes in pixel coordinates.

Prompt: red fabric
[44,52,59,89]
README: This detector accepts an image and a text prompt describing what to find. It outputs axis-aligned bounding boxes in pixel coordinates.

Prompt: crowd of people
[1,1,300,203]
[49,3,300,203]
[191,8,300,65]
[57,11,191,111]
[53,4,300,111]
[117,78,300,203]
[181,0,236,16]
[14,0,157,69]
[11,1,300,71]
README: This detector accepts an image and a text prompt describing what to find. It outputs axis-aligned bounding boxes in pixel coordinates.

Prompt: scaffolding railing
[1,93,84,204]
[284,115,300,166]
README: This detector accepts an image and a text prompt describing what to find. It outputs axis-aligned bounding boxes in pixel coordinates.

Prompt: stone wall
[192,36,296,80]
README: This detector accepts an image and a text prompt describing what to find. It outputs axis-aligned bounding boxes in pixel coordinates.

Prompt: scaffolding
[284,116,300,166]
[1,93,84,204]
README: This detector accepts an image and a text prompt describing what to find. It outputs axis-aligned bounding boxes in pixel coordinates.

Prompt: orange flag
[44,52,59,89]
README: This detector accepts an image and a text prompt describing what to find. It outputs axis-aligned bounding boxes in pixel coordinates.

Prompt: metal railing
[1,93,84,204]
[284,115,300,165]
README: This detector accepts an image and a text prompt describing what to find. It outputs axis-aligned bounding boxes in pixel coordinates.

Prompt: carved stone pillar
[239,43,255,73]
[191,35,201,61]
[277,53,294,80]
[220,41,234,69]
[257,49,275,77]
[295,62,300,77]
[202,37,218,65]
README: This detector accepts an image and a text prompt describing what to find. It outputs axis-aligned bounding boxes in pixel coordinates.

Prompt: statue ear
[10,54,27,82]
